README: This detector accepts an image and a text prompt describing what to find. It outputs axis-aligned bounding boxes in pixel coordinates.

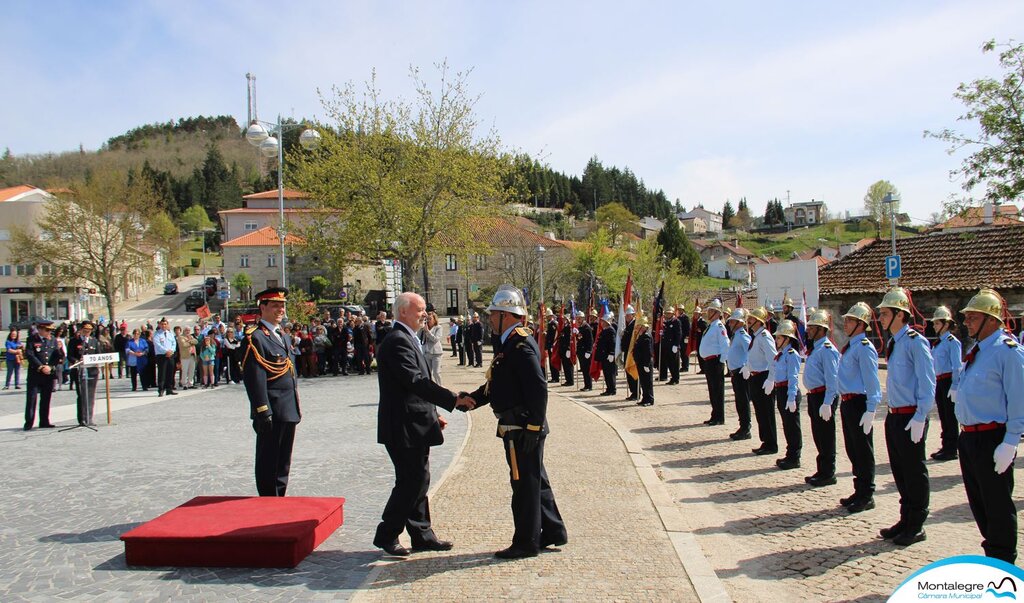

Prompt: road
[116,275,209,331]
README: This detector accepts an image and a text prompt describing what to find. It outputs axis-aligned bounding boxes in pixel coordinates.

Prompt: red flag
[196,304,211,320]
[551,305,564,371]
[736,291,743,308]
[623,269,633,311]
[569,304,577,365]
[537,303,547,366]
[590,315,603,380]
[684,297,699,357]
[652,281,665,344]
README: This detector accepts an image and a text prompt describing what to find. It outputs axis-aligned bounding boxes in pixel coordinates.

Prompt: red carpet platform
[121,496,345,568]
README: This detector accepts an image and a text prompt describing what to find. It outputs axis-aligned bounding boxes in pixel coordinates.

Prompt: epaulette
[244,325,258,336]
[788,348,797,354]
[823,341,833,348]
[861,339,871,345]
[946,334,955,341]
[1006,340,1019,348]
[515,326,532,337]
[908,330,919,338]
[761,330,771,337]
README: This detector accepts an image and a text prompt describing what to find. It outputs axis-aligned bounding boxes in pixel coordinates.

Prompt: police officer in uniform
[699,300,729,425]
[678,306,692,372]
[837,302,883,514]
[464,286,567,559]
[469,313,484,368]
[876,287,935,546]
[545,310,559,384]
[242,288,301,497]
[659,307,682,384]
[575,311,594,391]
[694,308,707,374]
[929,306,963,461]
[633,315,654,406]
[955,288,1024,563]
[772,320,803,470]
[726,308,751,440]
[621,305,638,400]
[69,320,100,427]
[558,314,575,387]
[596,312,618,396]
[745,307,778,455]
[24,319,63,430]
[802,309,840,487]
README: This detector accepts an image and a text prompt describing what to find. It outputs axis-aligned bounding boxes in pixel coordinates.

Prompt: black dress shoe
[581,386,592,391]
[703,419,714,425]
[667,380,679,385]
[776,457,800,470]
[494,545,538,559]
[846,497,875,513]
[376,541,410,557]
[561,382,573,387]
[879,521,905,540]
[752,446,778,456]
[540,534,568,548]
[930,449,957,461]
[707,419,725,426]
[892,529,926,546]
[625,396,638,401]
[39,424,56,429]
[638,401,654,407]
[411,539,453,552]
[23,425,32,431]
[599,391,615,396]
[167,390,178,395]
[729,430,751,440]
[807,475,836,487]
[839,493,858,507]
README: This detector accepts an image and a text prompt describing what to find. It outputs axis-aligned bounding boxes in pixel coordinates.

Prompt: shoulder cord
[242,337,294,381]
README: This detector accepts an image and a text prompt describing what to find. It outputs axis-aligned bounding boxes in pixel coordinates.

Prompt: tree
[147,210,180,274]
[764,199,784,226]
[730,205,752,229]
[926,40,1024,206]
[310,275,330,300]
[721,200,735,228]
[863,179,900,237]
[656,216,702,276]
[232,272,253,301]
[9,170,161,322]
[595,202,638,244]
[181,204,214,234]
[293,62,505,302]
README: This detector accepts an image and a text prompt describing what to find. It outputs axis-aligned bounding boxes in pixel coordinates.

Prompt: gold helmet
[876,287,911,312]
[665,306,675,315]
[589,308,599,317]
[782,294,795,308]
[637,315,650,328]
[775,319,799,341]
[487,285,527,316]
[807,309,831,330]
[724,306,733,317]
[727,308,748,323]
[842,302,873,329]
[960,288,1004,321]
[694,306,702,314]
[747,306,769,325]
[930,305,953,323]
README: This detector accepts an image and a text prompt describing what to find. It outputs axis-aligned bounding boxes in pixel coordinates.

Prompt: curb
[564,392,732,603]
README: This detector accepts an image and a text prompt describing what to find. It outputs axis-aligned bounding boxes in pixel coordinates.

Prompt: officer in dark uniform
[659,306,682,384]
[24,319,63,430]
[469,313,484,367]
[455,316,466,365]
[633,315,655,406]
[242,288,301,497]
[575,311,594,391]
[782,295,806,350]
[694,309,707,374]
[69,320,100,426]
[678,306,691,372]
[558,315,575,387]
[464,285,567,559]
[621,305,638,400]
[596,312,618,396]
[545,310,559,383]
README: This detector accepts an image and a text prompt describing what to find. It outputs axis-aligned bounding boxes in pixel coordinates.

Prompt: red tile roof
[433,217,565,249]
[928,204,1021,231]
[243,189,309,200]
[0,185,38,201]
[818,225,1024,295]
[221,226,305,247]
[218,208,321,215]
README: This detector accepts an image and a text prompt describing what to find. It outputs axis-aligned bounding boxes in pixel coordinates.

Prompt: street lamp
[245,116,321,288]
[537,244,546,304]
[882,192,899,257]
[190,228,216,302]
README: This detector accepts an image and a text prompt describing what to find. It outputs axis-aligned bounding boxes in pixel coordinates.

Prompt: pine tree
[721,200,735,228]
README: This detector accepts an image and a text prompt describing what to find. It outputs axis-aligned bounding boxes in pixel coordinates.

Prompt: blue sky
[3,1,1021,222]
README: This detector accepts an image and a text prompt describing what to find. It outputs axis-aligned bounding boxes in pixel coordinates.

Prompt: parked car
[8,316,53,331]
[184,290,207,312]
[163,282,179,295]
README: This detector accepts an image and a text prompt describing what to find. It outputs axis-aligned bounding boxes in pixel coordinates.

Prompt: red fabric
[121,496,345,568]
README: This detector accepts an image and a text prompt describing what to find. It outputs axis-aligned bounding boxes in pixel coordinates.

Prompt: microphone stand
[60,360,97,432]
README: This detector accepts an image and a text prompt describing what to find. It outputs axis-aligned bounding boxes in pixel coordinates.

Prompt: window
[16,264,36,276]
[445,254,457,271]
[266,280,278,289]
[244,221,259,232]
[39,264,54,276]
[0,265,10,276]
[504,253,515,271]
[267,255,276,267]
[476,254,487,270]
[0,230,9,240]
[445,288,459,316]
[240,255,250,268]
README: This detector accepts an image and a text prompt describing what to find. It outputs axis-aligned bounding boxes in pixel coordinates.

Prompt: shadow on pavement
[716,538,894,580]
[41,522,142,543]
[693,507,846,536]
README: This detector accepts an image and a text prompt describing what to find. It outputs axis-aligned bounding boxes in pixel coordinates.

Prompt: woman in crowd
[221,328,242,384]
[4,329,24,390]
[126,328,150,391]
[142,329,157,391]
[54,325,67,389]
[421,311,444,383]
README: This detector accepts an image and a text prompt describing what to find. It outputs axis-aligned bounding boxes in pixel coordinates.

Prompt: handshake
[455,391,477,411]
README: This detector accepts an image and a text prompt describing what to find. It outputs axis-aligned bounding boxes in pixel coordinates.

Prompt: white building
[678,207,723,233]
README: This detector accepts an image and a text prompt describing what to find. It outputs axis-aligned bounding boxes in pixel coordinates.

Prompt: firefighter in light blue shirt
[803,309,840,487]
[955,288,1024,563]
[744,306,778,455]
[726,308,752,440]
[771,320,802,470]
[929,306,963,462]
[698,300,730,425]
[837,302,881,514]
[875,287,934,547]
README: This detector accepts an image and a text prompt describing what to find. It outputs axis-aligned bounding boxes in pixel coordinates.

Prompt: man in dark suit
[468,312,484,367]
[243,288,301,497]
[659,306,682,384]
[596,313,618,395]
[24,319,63,430]
[374,291,473,557]
[575,311,594,391]
[678,306,691,372]
[633,316,655,406]
[68,320,100,426]
[620,305,638,400]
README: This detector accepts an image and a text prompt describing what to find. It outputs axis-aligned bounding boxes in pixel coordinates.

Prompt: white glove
[763,379,774,396]
[607,355,614,363]
[642,366,650,373]
[672,346,678,353]
[785,399,797,413]
[818,403,833,422]
[565,350,570,359]
[950,390,958,404]
[859,410,875,435]
[905,418,926,443]
[994,442,1018,474]
[741,365,751,379]
[584,353,590,359]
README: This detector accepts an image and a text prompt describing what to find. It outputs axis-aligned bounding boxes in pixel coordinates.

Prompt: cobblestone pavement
[354,356,701,602]
[573,363,1023,603]
[0,370,466,601]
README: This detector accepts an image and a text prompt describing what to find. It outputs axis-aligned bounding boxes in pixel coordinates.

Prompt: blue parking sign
[885,255,901,279]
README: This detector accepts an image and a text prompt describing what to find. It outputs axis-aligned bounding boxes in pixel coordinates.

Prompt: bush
[190,258,200,268]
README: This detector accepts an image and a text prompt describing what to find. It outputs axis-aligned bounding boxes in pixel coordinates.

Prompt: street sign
[885,255,902,279]
[84,352,119,365]
[217,290,230,300]
[339,290,348,299]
